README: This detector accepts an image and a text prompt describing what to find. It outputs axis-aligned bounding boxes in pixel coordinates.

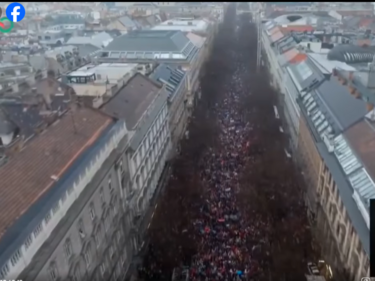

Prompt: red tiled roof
[289,53,307,64]
[345,120,375,180]
[270,30,284,43]
[283,48,299,62]
[280,25,314,33]
[0,107,113,238]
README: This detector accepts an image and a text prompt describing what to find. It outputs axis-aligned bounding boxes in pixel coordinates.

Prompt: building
[262,16,375,281]
[127,2,160,16]
[296,65,374,280]
[0,105,132,281]
[0,62,36,94]
[46,14,86,34]
[44,46,88,75]
[151,18,210,33]
[149,63,188,150]
[0,74,73,149]
[66,32,114,56]
[96,30,202,111]
[100,73,172,266]
[151,17,214,74]
[105,15,142,33]
[63,62,142,108]
[157,2,212,18]
[0,71,172,281]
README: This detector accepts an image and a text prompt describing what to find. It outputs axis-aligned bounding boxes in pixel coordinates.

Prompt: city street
[140,4,317,281]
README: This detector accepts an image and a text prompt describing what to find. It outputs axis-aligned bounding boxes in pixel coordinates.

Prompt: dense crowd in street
[188,57,267,280]
[139,6,316,281]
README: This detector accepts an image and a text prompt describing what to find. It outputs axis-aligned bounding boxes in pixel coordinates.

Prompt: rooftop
[105,30,189,52]
[0,107,113,246]
[66,32,113,48]
[0,77,73,141]
[100,73,162,129]
[68,63,137,81]
[98,30,198,62]
[149,64,186,100]
[152,18,209,33]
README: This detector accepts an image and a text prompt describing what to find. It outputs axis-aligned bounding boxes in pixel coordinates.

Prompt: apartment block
[0,71,171,281]
[262,15,375,281]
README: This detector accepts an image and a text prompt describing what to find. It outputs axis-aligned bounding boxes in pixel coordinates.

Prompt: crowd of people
[188,57,267,280]
[139,7,316,281]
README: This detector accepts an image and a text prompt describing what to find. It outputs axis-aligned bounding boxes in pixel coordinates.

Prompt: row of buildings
[0,11,222,281]
[261,9,374,281]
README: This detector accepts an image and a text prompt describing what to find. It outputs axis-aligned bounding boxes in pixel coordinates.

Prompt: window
[122,250,127,265]
[10,249,22,266]
[64,239,73,259]
[49,263,58,281]
[33,223,43,238]
[84,245,92,268]
[24,234,33,250]
[113,202,117,215]
[0,264,9,278]
[109,245,115,258]
[100,187,104,203]
[72,269,81,281]
[95,225,102,248]
[100,263,106,277]
[104,213,110,232]
[52,202,60,214]
[108,177,112,192]
[45,211,52,224]
[78,220,85,240]
[141,144,145,158]
[116,231,121,244]
[112,269,117,281]
[89,204,96,220]
[119,160,123,174]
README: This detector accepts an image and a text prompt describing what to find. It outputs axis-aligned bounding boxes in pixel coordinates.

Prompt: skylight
[295,61,313,80]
